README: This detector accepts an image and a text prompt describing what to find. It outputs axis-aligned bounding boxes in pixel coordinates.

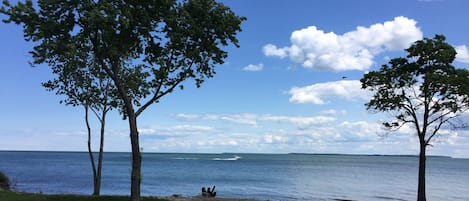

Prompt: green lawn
[0,190,170,201]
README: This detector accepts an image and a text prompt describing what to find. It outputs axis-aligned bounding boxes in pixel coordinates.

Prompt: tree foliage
[361,35,469,201]
[361,35,469,143]
[1,0,245,115]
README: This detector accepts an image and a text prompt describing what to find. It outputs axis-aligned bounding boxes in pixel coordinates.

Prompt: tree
[42,61,116,195]
[1,1,245,201]
[361,35,469,201]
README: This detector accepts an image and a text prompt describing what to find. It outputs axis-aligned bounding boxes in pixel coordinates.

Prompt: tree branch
[427,110,453,126]
[135,52,196,117]
[403,93,422,135]
[426,114,455,145]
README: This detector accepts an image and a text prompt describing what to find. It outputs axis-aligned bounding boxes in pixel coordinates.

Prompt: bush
[0,171,10,190]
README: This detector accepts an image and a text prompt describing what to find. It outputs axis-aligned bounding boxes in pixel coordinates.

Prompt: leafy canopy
[361,35,469,145]
[1,0,246,117]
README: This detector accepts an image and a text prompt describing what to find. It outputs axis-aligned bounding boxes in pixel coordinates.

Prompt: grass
[0,190,171,201]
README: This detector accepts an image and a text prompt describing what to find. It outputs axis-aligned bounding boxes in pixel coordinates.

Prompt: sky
[1,0,469,157]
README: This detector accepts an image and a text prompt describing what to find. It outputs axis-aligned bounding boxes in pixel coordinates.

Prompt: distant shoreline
[287,152,453,158]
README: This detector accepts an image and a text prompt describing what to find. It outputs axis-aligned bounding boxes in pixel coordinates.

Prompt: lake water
[0,151,468,201]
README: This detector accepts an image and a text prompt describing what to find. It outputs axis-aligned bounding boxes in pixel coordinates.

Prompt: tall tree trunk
[94,108,107,195]
[417,141,427,201]
[85,106,99,196]
[129,112,141,201]
[104,63,142,201]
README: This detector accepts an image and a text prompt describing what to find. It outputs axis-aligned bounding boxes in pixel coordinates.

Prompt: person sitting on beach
[201,186,216,197]
[210,186,216,197]
[208,186,216,197]
[201,187,209,197]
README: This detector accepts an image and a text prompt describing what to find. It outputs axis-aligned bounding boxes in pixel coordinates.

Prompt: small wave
[212,155,242,161]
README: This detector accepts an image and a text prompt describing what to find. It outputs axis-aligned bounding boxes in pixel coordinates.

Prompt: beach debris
[201,185,216,197]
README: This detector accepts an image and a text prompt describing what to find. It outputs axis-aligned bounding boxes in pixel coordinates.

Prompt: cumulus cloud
[243,63,264,71]
[288,80,370,104]
[263,16,423,71]
[455,45,469,63]
[263,44,288,58]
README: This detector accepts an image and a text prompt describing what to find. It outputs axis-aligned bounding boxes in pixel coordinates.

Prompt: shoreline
[0,189,264,201]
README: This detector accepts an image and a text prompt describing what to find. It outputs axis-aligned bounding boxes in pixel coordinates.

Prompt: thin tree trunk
[94,108,107,196]
[417,141,427,201]
[129,112,141,201]
[85,106,98,196]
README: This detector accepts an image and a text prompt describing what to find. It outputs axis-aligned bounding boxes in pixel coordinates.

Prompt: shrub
[0,171,10,190]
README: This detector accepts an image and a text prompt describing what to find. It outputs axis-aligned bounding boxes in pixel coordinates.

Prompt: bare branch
[426,114,456,145]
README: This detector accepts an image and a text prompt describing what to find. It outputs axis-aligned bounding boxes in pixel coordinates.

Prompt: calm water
[0,151,468,201]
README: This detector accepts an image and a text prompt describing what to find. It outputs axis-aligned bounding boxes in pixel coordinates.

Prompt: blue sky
[1,0,469,157]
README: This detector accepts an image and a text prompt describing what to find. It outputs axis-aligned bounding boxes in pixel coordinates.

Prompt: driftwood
[201,185,216,197]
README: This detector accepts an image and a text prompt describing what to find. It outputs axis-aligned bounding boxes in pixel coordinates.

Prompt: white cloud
[167,125,215,132]
[174,113,200,120]
[264,134,288,144]
[175,113,258,126]
[139,128,157,135]
[288,80,370,104]
[138,123,469,157]
[219,114,259,126]
[455,45,469,63]
[291,120,384,142]
[3,119,468,157]
[139,125,215,135]
[340,121,383,140]
[174,113,336,127]
[263,44,288,58]
[243,63,264,72]
[320,109,347,116]
[263,16,423,71]
[259,115,335,126]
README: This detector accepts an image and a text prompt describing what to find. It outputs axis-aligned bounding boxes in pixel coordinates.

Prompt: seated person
[201,187,208,197]
[208,186,216,197]
[201,186,216,197]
